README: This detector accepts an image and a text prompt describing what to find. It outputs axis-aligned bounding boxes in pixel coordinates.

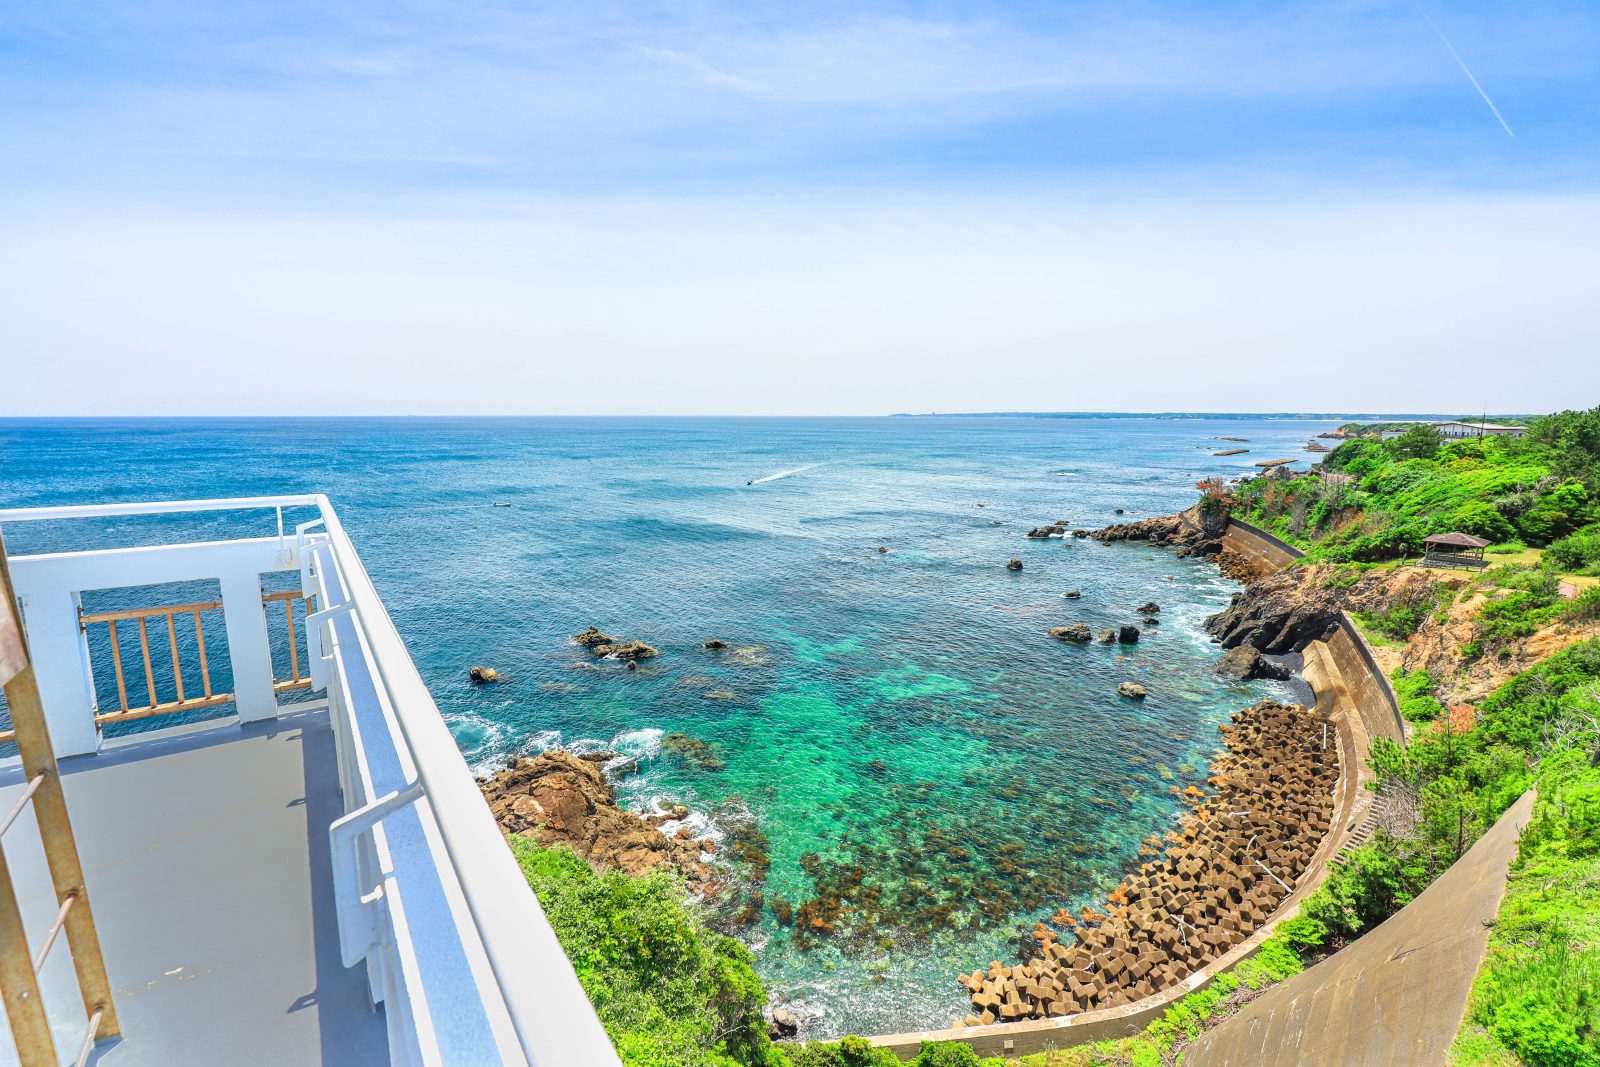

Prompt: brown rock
[1050,624,1093,642]
[478,751,716,893]
[574,626,615,647]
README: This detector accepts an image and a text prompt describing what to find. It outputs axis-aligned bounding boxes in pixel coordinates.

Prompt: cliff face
[1203,565,1442,655]
[1200,553,1600,703]
[1403,598,1600,704]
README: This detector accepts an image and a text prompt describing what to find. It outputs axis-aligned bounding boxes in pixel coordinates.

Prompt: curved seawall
[1225,518,1405,744]
[868,517,1401,1059]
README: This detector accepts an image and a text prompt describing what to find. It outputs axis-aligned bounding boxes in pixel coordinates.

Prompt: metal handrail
[310,497,618,1066]
[0,496,321,523]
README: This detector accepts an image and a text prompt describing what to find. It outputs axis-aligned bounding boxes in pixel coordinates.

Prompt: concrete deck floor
[0,708,390,1066]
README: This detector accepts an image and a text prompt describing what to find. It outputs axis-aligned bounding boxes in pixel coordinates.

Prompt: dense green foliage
[1392,667,1445,723]
[1548,522,1600,575]
[1286,834,1431,947]
[1459,752,1600,1066]
[1291,641,1600,1066]
[1228,408,1600,562]
[784,1037,1005,1067]
[511,838,782,1067]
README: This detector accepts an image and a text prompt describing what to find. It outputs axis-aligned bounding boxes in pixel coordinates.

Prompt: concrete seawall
[866,517,1396,1059]
[1225,518,1404,744]
[1220,517,1302,575]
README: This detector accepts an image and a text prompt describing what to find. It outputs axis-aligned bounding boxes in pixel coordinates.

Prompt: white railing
[0,496,620,1067]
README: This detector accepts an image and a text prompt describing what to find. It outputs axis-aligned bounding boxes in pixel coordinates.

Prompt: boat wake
[749,461,832,485]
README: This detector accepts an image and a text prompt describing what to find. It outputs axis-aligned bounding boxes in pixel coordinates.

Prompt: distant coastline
[888,410,1528,421]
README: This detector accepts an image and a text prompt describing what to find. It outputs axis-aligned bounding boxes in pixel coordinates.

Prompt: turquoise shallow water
[0,415,1329,1036]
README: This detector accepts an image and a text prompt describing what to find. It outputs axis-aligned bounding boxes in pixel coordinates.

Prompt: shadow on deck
[0,708,389,1066]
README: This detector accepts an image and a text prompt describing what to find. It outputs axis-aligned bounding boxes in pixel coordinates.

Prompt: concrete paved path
[1186,789,1534,1067]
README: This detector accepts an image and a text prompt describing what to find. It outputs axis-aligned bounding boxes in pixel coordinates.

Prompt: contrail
[1416,3,1514,137]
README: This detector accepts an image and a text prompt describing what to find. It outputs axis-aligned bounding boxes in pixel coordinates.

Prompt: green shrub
[1296,834,1430,943]
[908,1041,1000,1067]
[1393,424,1443,460]
[1449,501,1516,544]
[511,838,780,1067]
[1227,408,1600,562]
[783,1038,1005,1067]
[1548,523,1600,573]
[1476,577,1562,647]
[1566,585,1600,622]
[1392,667,1444,722]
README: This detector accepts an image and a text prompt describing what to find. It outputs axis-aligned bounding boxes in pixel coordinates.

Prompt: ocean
[0,414,1331,1036]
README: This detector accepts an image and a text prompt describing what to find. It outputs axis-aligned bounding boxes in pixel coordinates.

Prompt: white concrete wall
[8,537,296,756]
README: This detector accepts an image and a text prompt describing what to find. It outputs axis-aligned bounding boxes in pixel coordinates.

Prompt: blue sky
[2,2,1597,414]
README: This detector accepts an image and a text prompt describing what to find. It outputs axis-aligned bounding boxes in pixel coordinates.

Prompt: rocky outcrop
[959,700,1337,1023]
[1137,602,1161,614]
[1214,644,1291,682]
[1092,502,1228,559]
[1050,624,1092,642]
[1096,628,1117,644]
[1204,565,1437,654]
[768,1006,799,1039]
[1118,625,1141,644]
[468,665,501,684]
[479,751,717,891]
[1116,682,1147,699]
[574,626,615,647]
[1062,589,1082,599]
[1007,559,1024,571]
[703,639,728,650]
[573,626,659,661]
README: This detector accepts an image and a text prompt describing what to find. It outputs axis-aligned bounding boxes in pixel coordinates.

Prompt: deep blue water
[0,415,1332,1035]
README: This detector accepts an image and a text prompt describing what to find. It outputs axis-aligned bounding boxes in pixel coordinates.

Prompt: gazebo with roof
[1420,531,1491,569]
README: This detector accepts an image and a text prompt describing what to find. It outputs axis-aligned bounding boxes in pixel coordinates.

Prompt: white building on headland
[1430,421,1527,440]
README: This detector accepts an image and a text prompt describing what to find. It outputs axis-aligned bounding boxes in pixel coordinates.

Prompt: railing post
[12,585,100,758]
[219,571,278,723]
